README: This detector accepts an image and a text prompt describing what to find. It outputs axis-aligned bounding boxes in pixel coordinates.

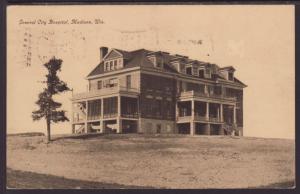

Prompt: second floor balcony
[178,90,237,102]
[72,85,139,101]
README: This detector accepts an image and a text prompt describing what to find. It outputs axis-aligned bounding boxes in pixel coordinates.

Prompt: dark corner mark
[295,0,299,175]
[1,0,7,194]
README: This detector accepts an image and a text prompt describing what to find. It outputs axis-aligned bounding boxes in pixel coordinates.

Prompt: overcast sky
[7,5,294,139]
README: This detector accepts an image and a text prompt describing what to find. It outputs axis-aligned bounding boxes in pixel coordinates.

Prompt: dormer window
[97,80,102,90]
[104,62,109,71]
[219,66,236,81]
[113,60,117,70]
[104,58,123,72]
[186,67,192,75]
[228,72,234,81]
[157,60,162,68]
[198,69,205,78]
[147,54,164,69]
[205,68,211,78]
[148,56,156,65]
[109,61,113,70]
[118,59,123,67]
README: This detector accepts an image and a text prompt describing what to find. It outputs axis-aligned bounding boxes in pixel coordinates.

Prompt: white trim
[86,67,140,80]
[102,49,123,61]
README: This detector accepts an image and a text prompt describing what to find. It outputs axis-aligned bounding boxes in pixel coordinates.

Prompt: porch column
[233,105,236,124]
[219,124,224,135]
[175,102,179,134]
[220,104,224,122]
[100,98,104,133]
[205,123,211,135]
[191,100,195,120]
[137,97,140,118]
[205,102,209,121]
[176,102,179,119]
[222,86,226,97]
[116,95,122,134]
[71,103,74,132]
[117,118,122,133]
[190,122,195,135]
[101,98,104,119]
[190,100,195,135]
[204,85,208,95]
[100,120,104,133]
[118,95,121,117]
[85,101,88,133]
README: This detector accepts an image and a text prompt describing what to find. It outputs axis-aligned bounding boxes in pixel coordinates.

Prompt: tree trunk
[46,119,51,142]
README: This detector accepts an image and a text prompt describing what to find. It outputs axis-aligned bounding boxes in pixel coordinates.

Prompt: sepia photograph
[6,4,295,189]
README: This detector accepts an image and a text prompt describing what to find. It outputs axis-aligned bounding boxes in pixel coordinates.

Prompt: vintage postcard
[6,4,295,189]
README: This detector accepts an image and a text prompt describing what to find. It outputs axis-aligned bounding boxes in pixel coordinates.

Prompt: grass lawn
[7,168,153,189]
[7,133,295,189]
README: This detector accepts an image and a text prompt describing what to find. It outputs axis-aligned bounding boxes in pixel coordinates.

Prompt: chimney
[100,47,108,62]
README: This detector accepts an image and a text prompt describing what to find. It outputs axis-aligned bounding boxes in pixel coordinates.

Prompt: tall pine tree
[32,57,70,142]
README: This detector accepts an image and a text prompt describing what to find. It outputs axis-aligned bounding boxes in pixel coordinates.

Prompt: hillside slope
[7,134,295,189]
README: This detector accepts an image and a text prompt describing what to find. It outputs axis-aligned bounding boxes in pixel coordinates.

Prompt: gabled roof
[87,49,154,77]
[234,77,247,87]
[114,49,131,59]
[87,48,246,87]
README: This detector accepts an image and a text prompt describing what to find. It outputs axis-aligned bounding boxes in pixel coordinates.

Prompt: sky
[7,5,295,139]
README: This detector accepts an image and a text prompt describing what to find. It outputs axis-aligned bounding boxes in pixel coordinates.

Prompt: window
[228,72,234,81]
[105,62,109,71]
[149,57,156,65]
[205,68,211,78]
[208,85,214,95]
[157,60,162,68]
[146,95,153,99]
[155,99,162,117]
[109,78,118,87]
[118,59,122,65]
[113,60,117,70]
[156,124,161,133]
[87,99,101,120]
[214,86,222,95]
[103,97,118,116]
[103,79,109,88]
[126,75,131,89]
[165,100,173,118]
[198,69,205,78]
[103,78,118,88]
[146,123,153,133]
[166,124,172,133]
[109,61,113,70]
[97,80,102,90]
[186,67,192,75]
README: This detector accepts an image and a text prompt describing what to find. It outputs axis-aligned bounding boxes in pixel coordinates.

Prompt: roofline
[86,66,141,80]
[102,49,124,61]
[219,66,236,71]
[217,77,247,88]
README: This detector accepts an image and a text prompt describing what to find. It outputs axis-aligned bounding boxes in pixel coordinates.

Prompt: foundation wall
[139,118,176,134]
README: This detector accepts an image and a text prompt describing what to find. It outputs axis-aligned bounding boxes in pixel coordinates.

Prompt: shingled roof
[87,49,154,77]
[86,48,246,87]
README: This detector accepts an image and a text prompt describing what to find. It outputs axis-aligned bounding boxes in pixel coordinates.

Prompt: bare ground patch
[7,134,295,189]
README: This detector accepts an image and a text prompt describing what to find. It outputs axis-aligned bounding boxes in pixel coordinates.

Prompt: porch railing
[72,86,139,100]
[103,113,118,119]
[179,91,236,101]
[121,113,139,118]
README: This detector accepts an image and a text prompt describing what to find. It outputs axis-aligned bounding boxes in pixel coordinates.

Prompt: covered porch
[71,95,139,134]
